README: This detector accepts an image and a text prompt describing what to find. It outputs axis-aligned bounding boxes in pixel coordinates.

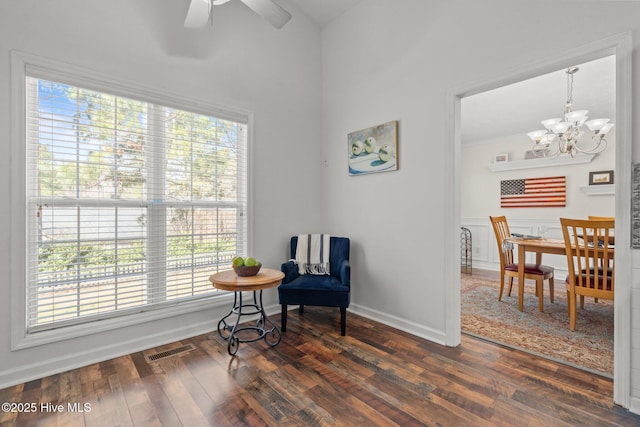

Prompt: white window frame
[10,51,254,349]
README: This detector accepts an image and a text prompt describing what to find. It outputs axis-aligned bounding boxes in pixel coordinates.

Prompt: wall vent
[145,344,196,362]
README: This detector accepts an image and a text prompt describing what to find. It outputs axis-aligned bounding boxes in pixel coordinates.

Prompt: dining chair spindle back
[489,216,554,311]
[560,217,615,331]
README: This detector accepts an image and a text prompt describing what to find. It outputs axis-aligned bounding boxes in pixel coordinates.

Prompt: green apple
[232,256,244,267]
[351,140,364,156]
[245,257,257,267]
[378,144,394,162]
[364,137,376,153]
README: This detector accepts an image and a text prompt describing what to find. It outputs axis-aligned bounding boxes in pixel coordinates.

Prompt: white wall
[320,0,640,412]
[0,0,323,386]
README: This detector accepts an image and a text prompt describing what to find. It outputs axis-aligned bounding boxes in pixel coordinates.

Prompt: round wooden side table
[209,268,285,356]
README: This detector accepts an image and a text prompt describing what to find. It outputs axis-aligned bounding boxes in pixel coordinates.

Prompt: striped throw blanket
[295,234,331,275]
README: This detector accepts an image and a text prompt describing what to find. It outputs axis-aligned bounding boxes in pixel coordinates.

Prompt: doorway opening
[460,55,616,377]
[447,32,632,407]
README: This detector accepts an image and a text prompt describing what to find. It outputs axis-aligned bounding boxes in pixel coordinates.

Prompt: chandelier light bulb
[541,134,556,145]
[552,121,572,135]
[566,111,588,128]
[598,123,614,135]
[566,110,588,123]
[527,130,546,142]
[541,118,561,130]
[585,118,610,132]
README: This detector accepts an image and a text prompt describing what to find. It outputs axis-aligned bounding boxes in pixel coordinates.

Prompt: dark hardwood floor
[1,306,639,426]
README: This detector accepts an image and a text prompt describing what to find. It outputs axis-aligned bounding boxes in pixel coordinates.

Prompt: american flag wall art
[500,176,566,208]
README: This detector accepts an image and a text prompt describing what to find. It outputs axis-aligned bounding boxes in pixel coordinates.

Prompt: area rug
[461,274,614,377]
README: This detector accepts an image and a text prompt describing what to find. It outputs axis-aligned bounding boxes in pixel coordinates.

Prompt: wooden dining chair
[560,217,615,331]
[587,215,615,290]
[588,215,614,221]
[489,216,554,312]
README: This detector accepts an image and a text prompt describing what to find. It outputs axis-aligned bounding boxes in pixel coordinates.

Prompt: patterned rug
[461,274,613,377]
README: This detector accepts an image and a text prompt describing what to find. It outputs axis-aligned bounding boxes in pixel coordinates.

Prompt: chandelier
[526,66,614,158]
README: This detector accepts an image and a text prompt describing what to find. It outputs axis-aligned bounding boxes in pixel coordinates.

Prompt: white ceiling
[289,0,363,27]
[461,55,616,144]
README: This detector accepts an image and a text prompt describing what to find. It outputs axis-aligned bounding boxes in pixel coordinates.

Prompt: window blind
[26,76,248,332]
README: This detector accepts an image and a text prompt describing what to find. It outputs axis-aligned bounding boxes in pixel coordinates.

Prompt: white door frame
[445,32,632,408]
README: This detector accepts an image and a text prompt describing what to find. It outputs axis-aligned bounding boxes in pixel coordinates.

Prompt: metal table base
[217,290,281,355]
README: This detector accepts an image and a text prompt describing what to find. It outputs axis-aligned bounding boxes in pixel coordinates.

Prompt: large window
[25,73,248,332]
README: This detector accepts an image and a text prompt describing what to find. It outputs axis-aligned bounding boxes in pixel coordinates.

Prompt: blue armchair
[279,236,351,335]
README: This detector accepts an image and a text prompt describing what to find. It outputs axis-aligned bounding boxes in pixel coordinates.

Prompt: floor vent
[145,344,196,362]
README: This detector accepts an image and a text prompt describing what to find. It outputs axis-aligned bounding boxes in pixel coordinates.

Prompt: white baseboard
[629,396,640,416]
[0,302,284,390]
[280,303,447,346]
[0,317,217,389]
[467,261,499,272]
[348,303,447,346]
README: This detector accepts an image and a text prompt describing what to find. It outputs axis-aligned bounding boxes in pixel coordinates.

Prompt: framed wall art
[589,170,614,185]
[494,153,509,163]
[500,176,566,208]
[525,149,549,159]
[348,120,398,175]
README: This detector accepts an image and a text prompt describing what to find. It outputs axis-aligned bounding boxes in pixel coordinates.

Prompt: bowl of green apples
[232,256,262,277]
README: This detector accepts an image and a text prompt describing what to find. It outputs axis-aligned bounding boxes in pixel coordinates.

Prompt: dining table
[508,235,615,311]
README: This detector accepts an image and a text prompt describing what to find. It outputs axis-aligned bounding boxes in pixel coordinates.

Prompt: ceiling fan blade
[184,0,212,29]
[239,0,291,29]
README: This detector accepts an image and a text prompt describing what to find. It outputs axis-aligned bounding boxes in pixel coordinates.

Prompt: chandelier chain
[566,71,573,111]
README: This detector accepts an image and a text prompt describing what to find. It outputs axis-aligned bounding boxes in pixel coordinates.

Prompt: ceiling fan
[184,0,292,29]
